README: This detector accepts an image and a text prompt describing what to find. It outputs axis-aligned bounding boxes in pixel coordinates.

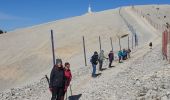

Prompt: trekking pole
[70,84,73,96]
[45,75,52,93]
[45,75,50,85]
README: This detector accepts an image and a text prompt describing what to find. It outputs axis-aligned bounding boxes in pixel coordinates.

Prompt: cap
[56,59,62,65]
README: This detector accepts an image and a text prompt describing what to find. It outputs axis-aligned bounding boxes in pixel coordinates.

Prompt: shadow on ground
[96,73,102,77]
[109,66,115,68]
[101,68,107,71]
[69,94,82,100]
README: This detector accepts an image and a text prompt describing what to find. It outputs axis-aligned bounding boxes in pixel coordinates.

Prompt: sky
[0,0,170,31]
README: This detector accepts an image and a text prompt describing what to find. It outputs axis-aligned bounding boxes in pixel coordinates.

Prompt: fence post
[128,36,130,49]
[83,36,87,66]
[50,30,56,66]
[99,36,102,52]
[168,28,170,63]
[132,35,134,49]
[135,33,138,47]
[110,37,113,51]
[118,37,121,50]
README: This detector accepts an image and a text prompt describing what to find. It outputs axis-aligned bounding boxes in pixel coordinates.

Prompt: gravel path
[75,44,169,100]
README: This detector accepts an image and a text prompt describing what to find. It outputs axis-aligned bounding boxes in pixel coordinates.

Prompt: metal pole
[119,37,121,50]
[110,37,113,51]
[132,35,134,49]
[128,36,130,49]
[51,30,56,66]
[99,36,102,52]
[83,36,87,66]
[135,34,138,47]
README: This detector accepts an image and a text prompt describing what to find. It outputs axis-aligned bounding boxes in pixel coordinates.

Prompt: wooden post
[132,35,134,49]
[83,36,87,66]
[99,36,102,52]
[110,37,113,51]
[51,30,56,66]
[128,36,130,49]
[135,34,138,47]
[119,37,121,50]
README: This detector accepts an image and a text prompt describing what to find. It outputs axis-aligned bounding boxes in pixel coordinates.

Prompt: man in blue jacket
[90,51,99,77]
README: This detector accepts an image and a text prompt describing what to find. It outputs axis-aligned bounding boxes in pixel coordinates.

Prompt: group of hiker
[90,41,154,77]
[90,49,131,77]
[48,49,133,99]
[49,59,72,100]
[118,48,131,63]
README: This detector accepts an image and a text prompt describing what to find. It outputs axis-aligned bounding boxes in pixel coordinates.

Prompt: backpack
[90,55,98,65]
[90,57,92,63]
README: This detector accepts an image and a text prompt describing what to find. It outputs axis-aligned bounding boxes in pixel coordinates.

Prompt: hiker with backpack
[122,49,128,60]
[98,50,108,71]
[49,59,65,100]
[90,51,99,77]
[64,62,72,97]
[118,50,123,63]
[108,50,114,67]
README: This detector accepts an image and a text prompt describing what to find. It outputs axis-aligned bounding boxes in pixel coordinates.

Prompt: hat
[56,59,62,65]
[94,51,98,55]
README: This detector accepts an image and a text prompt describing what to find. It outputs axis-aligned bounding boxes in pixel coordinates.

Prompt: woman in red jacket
[64,62,72,97]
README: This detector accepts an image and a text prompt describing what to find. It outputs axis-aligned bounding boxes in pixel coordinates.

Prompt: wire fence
[131,6,166,32]
[131,6,170,63]
[119,8,139,48]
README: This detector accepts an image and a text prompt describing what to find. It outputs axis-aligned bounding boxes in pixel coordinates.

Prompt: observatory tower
[88,4,92,13]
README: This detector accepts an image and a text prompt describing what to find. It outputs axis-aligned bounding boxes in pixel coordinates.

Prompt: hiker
[118,50,123,63]
[49,59,65,100]
[149,42,152,49]
[90,51,98,77]
[98,50,107,71]
[108,50,114,67]
[127,48,131,58]
[63,62,72,99]
[122,49,127,60]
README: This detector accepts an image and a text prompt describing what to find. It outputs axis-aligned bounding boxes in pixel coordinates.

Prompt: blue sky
[0,0,170,31]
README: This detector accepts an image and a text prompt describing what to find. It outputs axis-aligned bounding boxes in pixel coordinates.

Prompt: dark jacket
[108,52,114,61]
[149,42,152,47]
[49,66,65,88]
[91,54,98,65]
